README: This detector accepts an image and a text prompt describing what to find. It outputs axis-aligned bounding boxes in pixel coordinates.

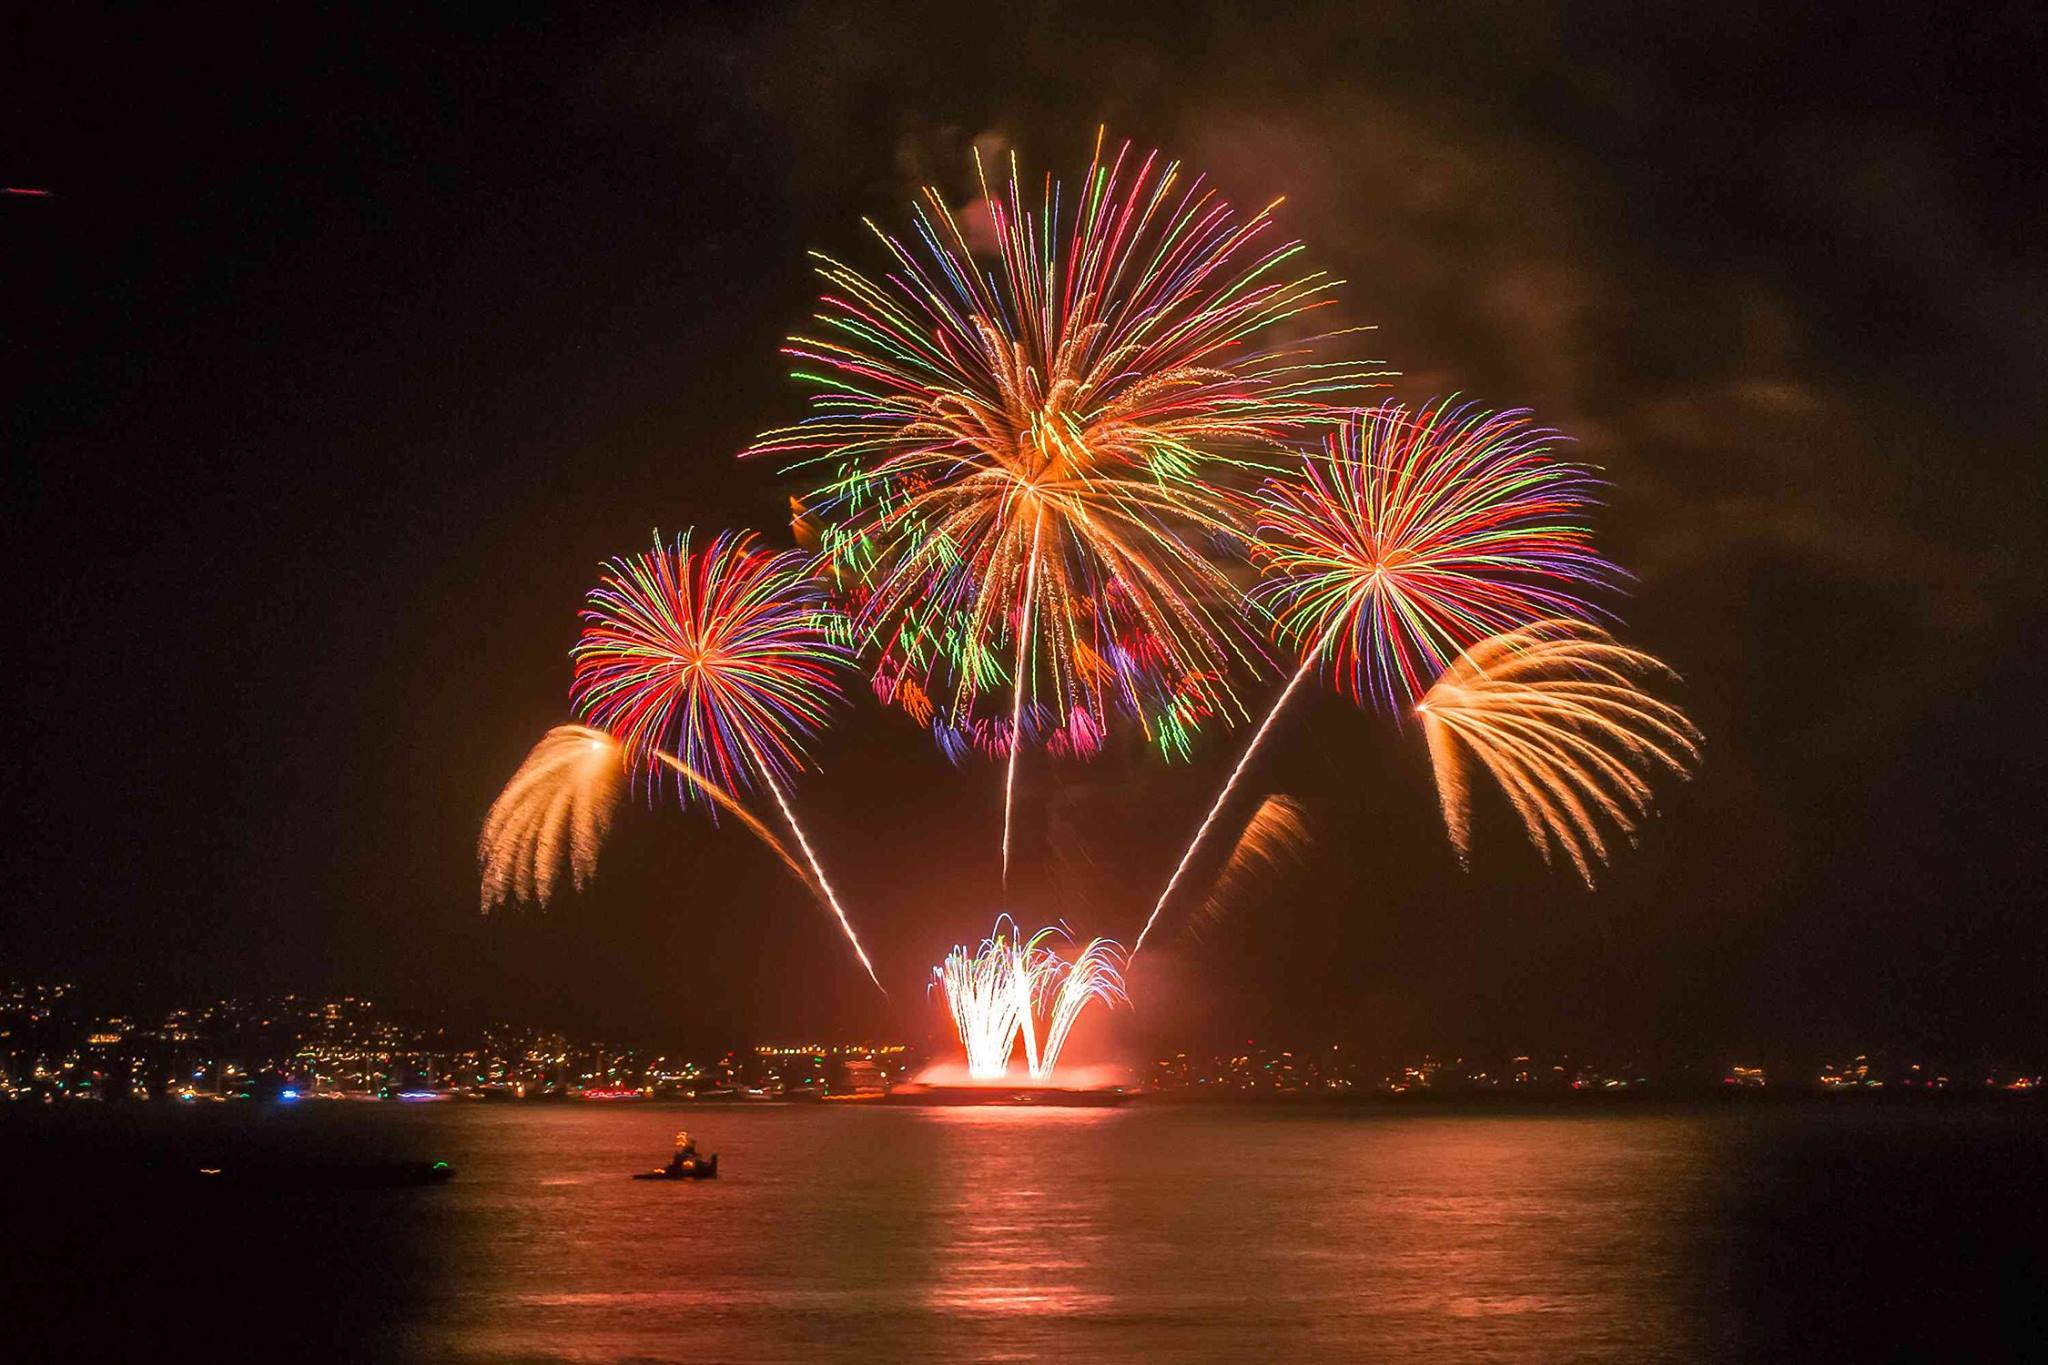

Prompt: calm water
[6,1102,2045,1361]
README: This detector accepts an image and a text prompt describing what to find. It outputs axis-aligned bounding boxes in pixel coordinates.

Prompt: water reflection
[5,1103,2040,1360]
[921,1109,1123,1319]
[896,1107,1715,1360]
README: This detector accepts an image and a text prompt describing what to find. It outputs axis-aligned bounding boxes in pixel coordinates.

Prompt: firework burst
[478,726,626,910]
[1417,620,1700,884]
[472,130,1709,1057]
[747,134,1387,873]
[1136,399,1615,951]
[570,530,882,989]
[1255,399,1614,713]
[572,530,849,801]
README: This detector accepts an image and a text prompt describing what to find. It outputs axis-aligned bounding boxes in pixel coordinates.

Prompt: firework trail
[746,133,1388,869]
[932,918,1127,1080]
[572,530,882,989]
[1001,507,1046,884]
[1417,620,1700,884]
[646,748,813,891]
[1132,632,1333,954]
[479,726,626,910]
[479,727,812,909]
[760,769,881,989]
[1134,400,1612,952]
[1194,795,1311,935]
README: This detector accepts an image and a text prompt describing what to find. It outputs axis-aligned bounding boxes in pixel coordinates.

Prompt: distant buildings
[1146,1043,1654,1096]
[0,983,917,1103]
[3,982,2042,1103]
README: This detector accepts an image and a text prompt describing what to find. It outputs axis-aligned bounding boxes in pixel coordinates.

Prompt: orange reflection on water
[920,1107,1126,1318]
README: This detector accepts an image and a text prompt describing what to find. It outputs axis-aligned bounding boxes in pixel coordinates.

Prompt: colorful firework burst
[746,135,1387,767]
[1135,398,1620,952]
[1254,399,1614,713]
[571,529,851,803]
[567,530,882,987]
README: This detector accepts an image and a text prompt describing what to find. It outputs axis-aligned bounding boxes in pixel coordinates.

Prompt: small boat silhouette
[632,1153,718,1180]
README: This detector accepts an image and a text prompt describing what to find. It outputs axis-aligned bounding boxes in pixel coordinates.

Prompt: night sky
[8,6,2045,1059]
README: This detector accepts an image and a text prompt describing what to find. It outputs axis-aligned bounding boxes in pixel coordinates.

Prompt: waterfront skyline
[7,980,2041,1109]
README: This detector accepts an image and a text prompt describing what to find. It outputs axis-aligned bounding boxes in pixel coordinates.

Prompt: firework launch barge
[883,1084,1137,1108]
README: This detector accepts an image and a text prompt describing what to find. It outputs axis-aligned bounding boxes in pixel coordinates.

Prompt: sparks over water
[933,918,1127,1080]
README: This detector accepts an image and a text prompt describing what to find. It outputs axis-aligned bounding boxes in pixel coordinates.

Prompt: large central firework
[747,136,1386,876]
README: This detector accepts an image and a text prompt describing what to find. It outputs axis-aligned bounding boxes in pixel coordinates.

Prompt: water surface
[7,1102,2043,1361]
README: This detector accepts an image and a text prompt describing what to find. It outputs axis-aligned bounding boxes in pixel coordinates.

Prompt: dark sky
[8,5,2045,1059]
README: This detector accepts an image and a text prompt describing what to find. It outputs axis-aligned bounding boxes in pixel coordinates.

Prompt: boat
[632,1154,718,1180]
